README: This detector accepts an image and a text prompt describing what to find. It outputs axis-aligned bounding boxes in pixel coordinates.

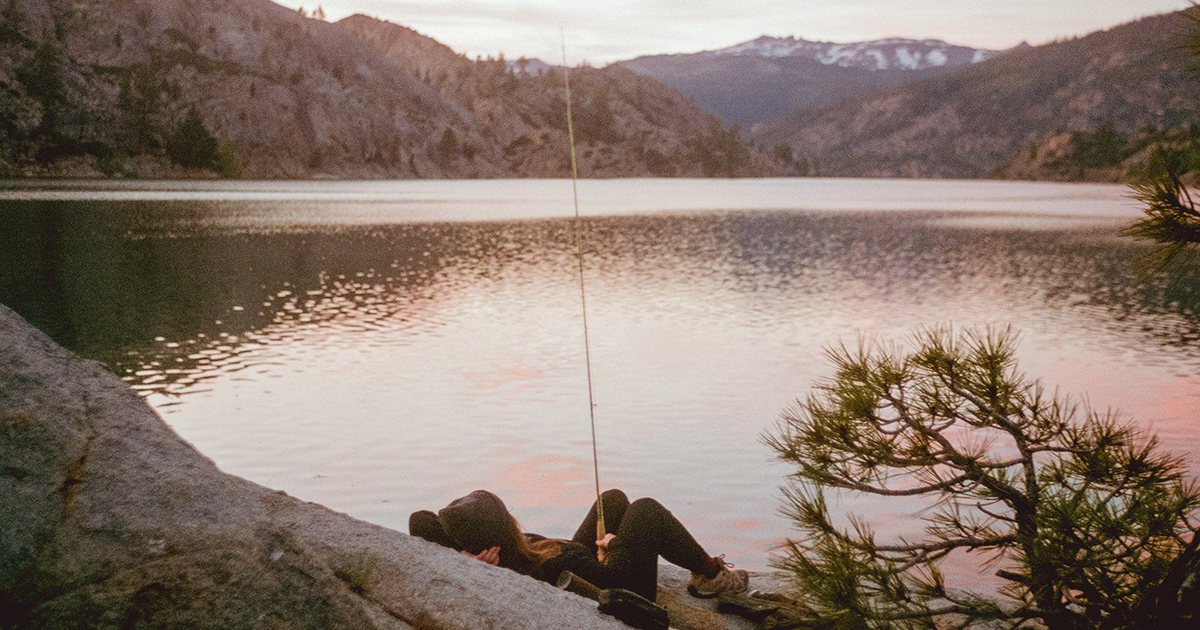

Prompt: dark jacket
[523,533,610,588]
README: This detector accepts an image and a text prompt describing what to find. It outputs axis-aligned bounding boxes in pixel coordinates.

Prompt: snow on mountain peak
[709,35,1005,71]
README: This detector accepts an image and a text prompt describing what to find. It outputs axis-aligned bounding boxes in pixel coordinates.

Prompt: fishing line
[561,31,606,541]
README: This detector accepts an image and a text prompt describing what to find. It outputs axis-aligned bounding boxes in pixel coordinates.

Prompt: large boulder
[0,303,628,629]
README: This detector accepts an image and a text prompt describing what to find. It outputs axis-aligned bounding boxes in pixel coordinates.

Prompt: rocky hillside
[618,37,1013,129]
[754,10,1200,180]
[0,0,786,179]
[339,15,786,178]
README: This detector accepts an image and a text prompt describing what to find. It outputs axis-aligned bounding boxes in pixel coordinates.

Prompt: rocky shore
[0,303,777,629]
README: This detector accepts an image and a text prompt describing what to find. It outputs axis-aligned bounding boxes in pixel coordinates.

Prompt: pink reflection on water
[497,453,597,510]
[1156,379,1200,424]
[462,362,547,392]
[1042,354,1200,469]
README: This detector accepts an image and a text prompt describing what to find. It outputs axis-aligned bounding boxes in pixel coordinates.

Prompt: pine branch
[1122,148,1200,273]
[874,533,1016,554]
[819,474,973,497]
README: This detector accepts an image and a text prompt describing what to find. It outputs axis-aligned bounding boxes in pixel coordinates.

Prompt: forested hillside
[756,10,1200,180]
[0,0,786,178]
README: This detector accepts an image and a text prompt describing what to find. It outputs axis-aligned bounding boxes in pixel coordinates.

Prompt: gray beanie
[437,490,513,554]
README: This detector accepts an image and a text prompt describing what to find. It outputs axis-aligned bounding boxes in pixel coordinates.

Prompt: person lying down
[409,488,749,602]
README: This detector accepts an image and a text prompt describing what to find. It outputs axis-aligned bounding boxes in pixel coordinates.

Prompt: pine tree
[436,128,459,163]
[764,326,1200,629]
[165,107,218,170]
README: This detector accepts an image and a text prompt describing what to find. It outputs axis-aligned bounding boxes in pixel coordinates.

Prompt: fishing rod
[561,31,606,542]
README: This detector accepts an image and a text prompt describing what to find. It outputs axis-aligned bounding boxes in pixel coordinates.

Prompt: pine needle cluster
[1122,148,1200,273]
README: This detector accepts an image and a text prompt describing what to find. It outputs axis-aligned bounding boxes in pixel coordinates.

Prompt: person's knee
[627,497,670,522]
[601,488,629,505]
[629,497,663,511]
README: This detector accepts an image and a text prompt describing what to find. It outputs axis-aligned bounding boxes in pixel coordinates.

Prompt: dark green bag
[597,588,670,630]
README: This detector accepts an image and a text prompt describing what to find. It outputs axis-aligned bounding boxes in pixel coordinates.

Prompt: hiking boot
[687,561,749,598]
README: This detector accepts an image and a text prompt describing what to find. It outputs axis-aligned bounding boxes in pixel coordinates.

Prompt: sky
[279,0,1194,65]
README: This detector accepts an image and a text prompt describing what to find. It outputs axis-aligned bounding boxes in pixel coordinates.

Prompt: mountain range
[743,11,1200,180]
[618,36,1019,129]
[1,0,1195,182]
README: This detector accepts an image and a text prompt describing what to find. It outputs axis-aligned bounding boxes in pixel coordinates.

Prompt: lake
[1,177,1197,576]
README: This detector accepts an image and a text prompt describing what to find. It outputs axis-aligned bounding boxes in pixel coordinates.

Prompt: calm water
[1,178,1198,575]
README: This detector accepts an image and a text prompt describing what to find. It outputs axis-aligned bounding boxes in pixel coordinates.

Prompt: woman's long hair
[497,512,561,575]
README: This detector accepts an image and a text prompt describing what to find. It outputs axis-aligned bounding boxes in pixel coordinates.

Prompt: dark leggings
[571,489,711,599]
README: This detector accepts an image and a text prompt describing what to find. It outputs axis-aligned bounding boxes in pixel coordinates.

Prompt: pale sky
[281,0,1194,65]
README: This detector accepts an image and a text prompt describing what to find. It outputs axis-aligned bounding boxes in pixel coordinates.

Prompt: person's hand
[462,546,500,565]
[596,533,616,563]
